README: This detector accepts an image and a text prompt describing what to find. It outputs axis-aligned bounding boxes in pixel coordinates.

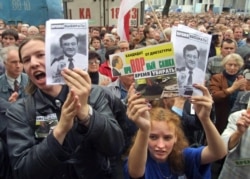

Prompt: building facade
[149,0,249,13]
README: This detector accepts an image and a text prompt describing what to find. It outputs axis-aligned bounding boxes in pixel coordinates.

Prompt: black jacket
[6,85,124,179]
[181,100,216,146]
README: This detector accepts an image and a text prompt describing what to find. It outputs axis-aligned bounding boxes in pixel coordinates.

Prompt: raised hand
[53,89,80,144]
[236,112,250,134]
[61,68,91,121]
[190,84,213,121]
[232,76,247,91]
[58,89,80,133]
[127,84,151,132]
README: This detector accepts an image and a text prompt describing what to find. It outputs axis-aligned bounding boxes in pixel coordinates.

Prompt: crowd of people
[0,10,250,179]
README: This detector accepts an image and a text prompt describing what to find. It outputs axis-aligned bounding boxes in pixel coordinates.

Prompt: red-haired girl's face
[148,121,177,163]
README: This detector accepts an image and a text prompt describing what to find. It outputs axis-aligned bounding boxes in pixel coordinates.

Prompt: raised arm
[190,84,227,164]
[126,84,151,178]
[222,110,250,150]
[7,69,124,179]
[60,68,124,155]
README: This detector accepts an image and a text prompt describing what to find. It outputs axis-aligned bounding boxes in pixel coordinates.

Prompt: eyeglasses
[89,60,100,65]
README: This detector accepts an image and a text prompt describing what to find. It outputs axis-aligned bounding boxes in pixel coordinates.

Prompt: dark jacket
[181,100,216,146]
[0,100,9,140]
[0,136,12,179]
[6,85,124,179]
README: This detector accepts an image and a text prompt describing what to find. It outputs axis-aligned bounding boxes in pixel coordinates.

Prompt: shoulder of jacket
[51,55,64,66]
[214,73,223,77]
[0,74,5,80]
[21,73,28,79]
[211,73,222,80]
[88,85,108,107]
[90,85,104,96]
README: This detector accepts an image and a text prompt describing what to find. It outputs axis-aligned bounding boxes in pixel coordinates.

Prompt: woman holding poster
[124,83,226,179]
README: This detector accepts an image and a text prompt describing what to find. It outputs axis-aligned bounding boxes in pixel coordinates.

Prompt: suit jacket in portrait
[177,67,205,96]
[112,68,121,77]
[49,53,87,84]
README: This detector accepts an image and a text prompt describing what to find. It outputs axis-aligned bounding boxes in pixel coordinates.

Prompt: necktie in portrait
[68,58,74,70]
[187,70,193,86]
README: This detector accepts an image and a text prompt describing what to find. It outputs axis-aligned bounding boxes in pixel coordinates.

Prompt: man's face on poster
[185,49,198,70]
[61,36,78,57]
[116,57,123,69]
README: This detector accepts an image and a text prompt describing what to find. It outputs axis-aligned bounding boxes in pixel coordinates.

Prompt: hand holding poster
[172,25,212,96]
[45,19,89,85]
[110,42,178,100]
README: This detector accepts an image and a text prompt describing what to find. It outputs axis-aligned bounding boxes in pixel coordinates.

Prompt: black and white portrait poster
[45,19,89,85]
[172,25,212,96]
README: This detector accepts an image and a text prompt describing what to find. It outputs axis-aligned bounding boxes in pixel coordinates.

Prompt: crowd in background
[0,10,250,178]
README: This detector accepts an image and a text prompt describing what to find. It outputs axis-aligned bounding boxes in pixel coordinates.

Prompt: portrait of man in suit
[111,55,123,76]
[50,33,87,83]
[177,44,205,96]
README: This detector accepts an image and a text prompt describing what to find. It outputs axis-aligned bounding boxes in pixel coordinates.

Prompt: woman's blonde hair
[221,53,244,68]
